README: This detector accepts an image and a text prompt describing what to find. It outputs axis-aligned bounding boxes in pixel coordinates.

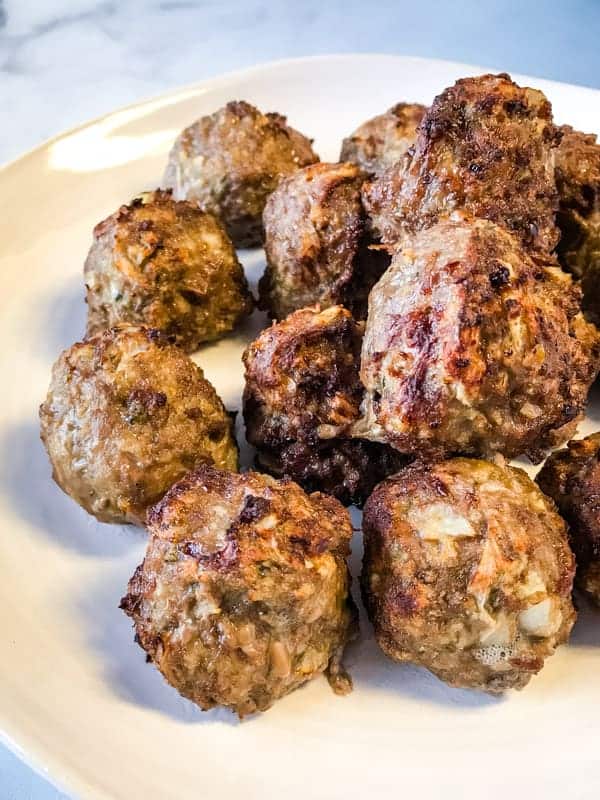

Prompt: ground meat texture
[339,102,426,176]
[243,305,405,504]
[84,190,253,351]
[362,458,576,693]
[362,73,560,253]
[259,162,385,320]
[164,101,319,247]
[39,326,238,525]
[537,433,600,605]
[355,217,600,461]
[120,465,355,717]
[554,126,600,321]
[255,438,407,509]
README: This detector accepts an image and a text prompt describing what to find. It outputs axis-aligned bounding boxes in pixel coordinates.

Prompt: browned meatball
[355,217,600,461]
[339,102,426,176]
[555,126,600,321]
[121,465,355,717]
[363,73,560,253]
[39,326,238,524]
[537,433,600,604]
[362,458,576,693]
[84,190,253,351]
[164,101,319,247]
[243,305,406,505]
[259,162,387,320]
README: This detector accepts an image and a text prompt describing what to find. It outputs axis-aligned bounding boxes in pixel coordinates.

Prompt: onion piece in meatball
[355,217,600,461]
[259,162,387,320]
[84,190,253,351]
[243,305,406,505]
[537,433,600,605]
[121,465,356,717]
[39,325,238,525]
[339,102,426,176]
[362,458,576,693]
[164,100,319,247]
[363,73,560,252]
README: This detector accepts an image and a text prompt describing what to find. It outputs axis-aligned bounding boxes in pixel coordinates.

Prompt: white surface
[2,0,600,165]
[1,54,600,800]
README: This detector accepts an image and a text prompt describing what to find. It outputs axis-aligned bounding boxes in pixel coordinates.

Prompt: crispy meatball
[355,217,600,461]
[243,305,406,505]
[555,126,600,320]
[362,458,576,693]
[39,326,238,525]
[120,465,355,717]
[363,73,560,252]
[259,162,386,320]
[84,190,253,351]
[164,101,319,247]
[537,433,600,604]
[339,102,426,176]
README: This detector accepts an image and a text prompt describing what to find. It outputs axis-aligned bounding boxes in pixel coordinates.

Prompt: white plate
[2,54,600,800]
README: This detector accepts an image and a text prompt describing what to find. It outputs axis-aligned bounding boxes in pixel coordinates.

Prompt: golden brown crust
[243,305,406,504]
[164,101,319,247]
[121,465,355,716]
[363,74,560,253]
[39,325,238,524]
[259,162,383,320]
[537,432,600,604]
[84,190,253,351]
[362,458,576,692]
[355,217,600,460]
[340,102,426,176]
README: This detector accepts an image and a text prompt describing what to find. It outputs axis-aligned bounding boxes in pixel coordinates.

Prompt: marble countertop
[2,1,600,797]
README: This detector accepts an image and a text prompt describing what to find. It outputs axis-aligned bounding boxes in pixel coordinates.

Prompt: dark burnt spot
[489,265,510,289]
[185,407,202,420]
[504,298,520,317]
[406,309,433,349]
[125,387,167,424]
[469,162,483,175]
[289,534,329,555]
[389,583,418,616]
[181,538,238,571]
[145,327,165,344]
[504,99,527,116]
[453,357,471,369]
[180,289,206,307]
[138,219,153,231]
[239,494,271,524]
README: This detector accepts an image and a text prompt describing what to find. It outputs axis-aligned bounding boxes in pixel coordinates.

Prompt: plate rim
[3,51,600,800]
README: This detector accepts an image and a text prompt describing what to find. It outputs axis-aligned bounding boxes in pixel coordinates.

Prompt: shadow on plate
[39,277,87,358]
[78,564,242,727]
[0,420,139,557]
[569,592,600,647]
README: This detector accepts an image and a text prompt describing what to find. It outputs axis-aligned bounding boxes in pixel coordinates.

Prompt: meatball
[243,305,406,505]
[355,217,600,461]
[84,190,253,351]
[39,326,238,524]
[339,102,426,176]
[537,433,600,605]
[363,73,560,252]
[554,126,600,321]
[120,465,355,717]
[259,162,386,320]
[362,458,576,693]
[164,101,319,247]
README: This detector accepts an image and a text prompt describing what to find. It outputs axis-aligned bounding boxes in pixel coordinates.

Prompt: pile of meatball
[39,73,600,717]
